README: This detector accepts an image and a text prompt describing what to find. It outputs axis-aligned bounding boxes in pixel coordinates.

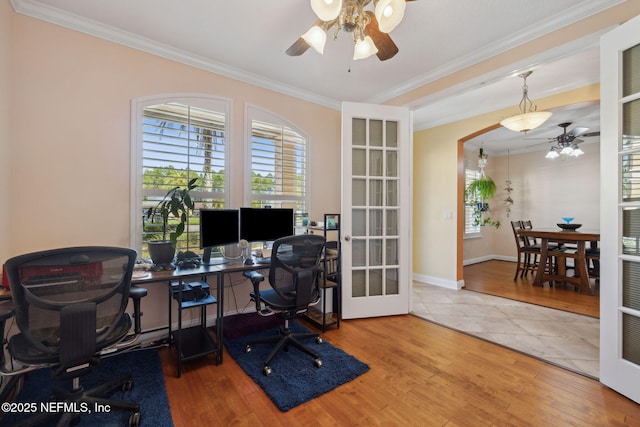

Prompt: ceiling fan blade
[364,11,399,61]
[286,37,311,56]
[569,126,589,137]
[582,131,600,137]
[573,138,584,144]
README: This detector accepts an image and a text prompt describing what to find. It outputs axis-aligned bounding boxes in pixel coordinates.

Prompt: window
[132,95,231,257]
[246,106,309,216]
[464,167,481,235]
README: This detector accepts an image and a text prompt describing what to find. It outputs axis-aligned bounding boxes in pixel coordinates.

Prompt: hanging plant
[465,148,500,228]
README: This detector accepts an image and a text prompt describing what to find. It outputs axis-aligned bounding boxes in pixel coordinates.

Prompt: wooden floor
[463,259,600,318]
[160,316,639,426]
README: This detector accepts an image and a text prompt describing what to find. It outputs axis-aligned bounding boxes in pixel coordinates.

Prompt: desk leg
[533,238,548,286]
[216,273,223,365]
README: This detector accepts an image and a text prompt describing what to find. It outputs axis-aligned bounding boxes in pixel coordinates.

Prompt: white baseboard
[414,256,516,290]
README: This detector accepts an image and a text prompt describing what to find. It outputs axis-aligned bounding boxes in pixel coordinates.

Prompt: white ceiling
[12,0,621,155]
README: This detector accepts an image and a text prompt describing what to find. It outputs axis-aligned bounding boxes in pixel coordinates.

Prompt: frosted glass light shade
[353,36,378,60]
[500,111,552,133]
[545,148,559,159]
[374,0,406,33]
[301,25,327,54]
[310,0,342,21]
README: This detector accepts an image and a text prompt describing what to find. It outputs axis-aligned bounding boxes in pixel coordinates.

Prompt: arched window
[132,95,231,257]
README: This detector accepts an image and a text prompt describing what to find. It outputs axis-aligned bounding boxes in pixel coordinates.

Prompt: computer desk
[131,258,270,369]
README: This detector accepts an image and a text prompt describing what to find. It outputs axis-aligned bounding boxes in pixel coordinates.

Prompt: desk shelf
[169,280,221,377]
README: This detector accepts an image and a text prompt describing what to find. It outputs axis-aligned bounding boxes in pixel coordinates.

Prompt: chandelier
[287,0,410,61]
[500,71,552,133]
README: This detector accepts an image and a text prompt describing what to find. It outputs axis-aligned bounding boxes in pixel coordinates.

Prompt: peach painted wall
[7,11,340,330]
[8,12,340,256]
[0,0,11,264]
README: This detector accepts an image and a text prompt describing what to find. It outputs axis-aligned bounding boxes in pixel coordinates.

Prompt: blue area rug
[1,348,173,427]
[224,320,369,412]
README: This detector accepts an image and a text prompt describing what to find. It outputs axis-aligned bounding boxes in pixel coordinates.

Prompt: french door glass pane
[387,209,398,235]
[370,209,383,236]
[386,268,399,295]
[621,152,640,202]
[370,150,383,176]
[386,238,398,265]
[387,180,398,206]
[353,240,366,266]
[353,118,366,146]
[623,43,640,97]
[353,209,366,236]
[386,121,398,148]
[622,261,640,310]
[370,120,383,147]
[623,313,640,365]
[387,151,398,177]
[370,179,384,206]
[353,179,366,205]
[353,148,366,176]
[370,239,383,266]
[623,208,640,254]
[370,269,383,295]
[352,270,366,297]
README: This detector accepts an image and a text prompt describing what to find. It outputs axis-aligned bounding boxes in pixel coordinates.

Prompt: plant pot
[147,241,176,265]
[477,202,489,212]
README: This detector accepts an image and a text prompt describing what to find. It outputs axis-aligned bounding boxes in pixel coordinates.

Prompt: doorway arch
[456,123,501,282]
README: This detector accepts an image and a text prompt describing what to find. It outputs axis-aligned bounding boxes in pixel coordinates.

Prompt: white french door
[341,102,412,319]
[600,13,640,404]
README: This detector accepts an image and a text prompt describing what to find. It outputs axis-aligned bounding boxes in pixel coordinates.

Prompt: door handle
[344,235,351,242]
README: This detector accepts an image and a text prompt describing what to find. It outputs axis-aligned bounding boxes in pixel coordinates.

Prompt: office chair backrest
[269,235,326,311]
[4,246,136,357]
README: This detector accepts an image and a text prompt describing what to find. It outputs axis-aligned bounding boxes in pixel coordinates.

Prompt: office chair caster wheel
[315,337,323,344]
[244,344,251,353]
[128,412,141,427]
[122,379,134,392]
[263,366,272,376]
[314,358,322,368]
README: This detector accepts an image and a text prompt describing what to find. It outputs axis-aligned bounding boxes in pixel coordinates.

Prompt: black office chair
[0,246,147,427]
[243,234,326,376]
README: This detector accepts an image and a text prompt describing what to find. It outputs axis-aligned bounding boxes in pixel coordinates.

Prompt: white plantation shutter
[133,96,230,256]
[247,107,308,214]
[465,168,481,235]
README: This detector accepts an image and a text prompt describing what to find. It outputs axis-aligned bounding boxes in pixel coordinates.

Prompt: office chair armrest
[129,286,147,336]
[243,270,264,283]
[0,309,14,369]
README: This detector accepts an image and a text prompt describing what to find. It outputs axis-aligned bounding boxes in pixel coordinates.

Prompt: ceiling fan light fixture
[374,0,406,33]
[310,0,343,21]
[570,145,584,157]
[301,25,327,54]
[546,148,560,159]
[501,71,552,133]
[500,111,552,133]
[353,35,378,60]
[560,145,574,156]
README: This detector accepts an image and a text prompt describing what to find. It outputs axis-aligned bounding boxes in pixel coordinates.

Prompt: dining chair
[510,220,541,279]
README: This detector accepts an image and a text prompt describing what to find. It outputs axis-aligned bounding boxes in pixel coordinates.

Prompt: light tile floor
[411,282,599,379]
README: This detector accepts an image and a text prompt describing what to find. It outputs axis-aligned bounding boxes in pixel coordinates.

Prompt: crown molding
[366,0,626,105]
[10,0,342,111]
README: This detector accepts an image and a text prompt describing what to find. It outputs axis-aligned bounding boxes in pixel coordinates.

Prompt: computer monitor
[239,207,294,243]
[199,209,239,264]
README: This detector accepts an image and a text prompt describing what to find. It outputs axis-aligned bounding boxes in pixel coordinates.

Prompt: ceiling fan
[286,0,416,61]
[545,122,600,158]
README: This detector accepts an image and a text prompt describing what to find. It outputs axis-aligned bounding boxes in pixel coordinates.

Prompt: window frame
[131,94,233,256]
[244,104,310,215]
[464,163,482,237]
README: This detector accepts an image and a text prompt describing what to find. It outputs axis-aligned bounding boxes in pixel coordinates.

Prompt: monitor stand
[201,247,228,266]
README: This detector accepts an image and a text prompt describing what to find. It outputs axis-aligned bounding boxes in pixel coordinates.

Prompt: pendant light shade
[310,0,343,21]
[374,0,406,33]
[301,25,327,54]
[500,111,552,133]
[500,71,551,133]
[353,35,379,60]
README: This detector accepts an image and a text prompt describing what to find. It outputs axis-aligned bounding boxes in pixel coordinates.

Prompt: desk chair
[0,247,146,427]
[243,235,326,376]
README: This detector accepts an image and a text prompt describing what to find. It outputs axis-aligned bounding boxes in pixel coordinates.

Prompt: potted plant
[465,149,500,228]
[145,177,198,266]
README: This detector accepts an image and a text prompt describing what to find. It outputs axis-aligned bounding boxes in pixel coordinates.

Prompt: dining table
[517,228,600,294]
